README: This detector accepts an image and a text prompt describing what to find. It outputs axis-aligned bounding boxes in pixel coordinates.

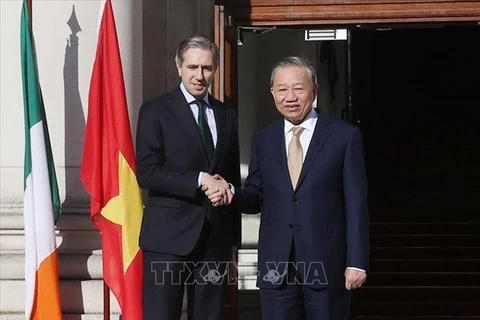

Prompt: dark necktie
[195,100,214,221]
[195,99,215,162]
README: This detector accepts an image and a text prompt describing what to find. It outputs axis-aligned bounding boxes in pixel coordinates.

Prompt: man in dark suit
[135,34,240,320]
[208,56,369,319]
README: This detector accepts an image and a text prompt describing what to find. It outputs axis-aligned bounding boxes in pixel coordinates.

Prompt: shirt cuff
[229,183,235,195]
[346,267,366,272]
[197,172,203,188]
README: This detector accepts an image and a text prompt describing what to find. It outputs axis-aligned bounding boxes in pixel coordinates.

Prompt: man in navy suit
[208,56,369,319]
[135,34,240,320]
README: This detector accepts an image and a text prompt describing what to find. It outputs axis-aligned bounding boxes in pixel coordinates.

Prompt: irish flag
[20,0,63,319]
[80,0,143,319]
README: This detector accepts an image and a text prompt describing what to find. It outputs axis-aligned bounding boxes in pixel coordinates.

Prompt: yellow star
[101,152,143,272]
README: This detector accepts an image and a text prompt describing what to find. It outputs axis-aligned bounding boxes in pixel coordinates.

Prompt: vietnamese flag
[80,0,143,319]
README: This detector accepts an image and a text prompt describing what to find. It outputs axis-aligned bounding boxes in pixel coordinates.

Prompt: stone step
[238,290,260,319]
[371,246,480,259]
[352,317,478,320]
[370,222,480,235]
[353,286,480,302]
[237,249,258,290]
[351,301,480,316]
[0,250,257,282]
[0,313,189,320]
[0,280,120,314]
[370,212,479,223]
[371,234,480,247]
[0,252,102,280]
[0,229,101,254]
[371,259,480,272]
[239,289,480,317]
[241,214,260,248]
[366,272,480,286]
[0,211,95,231]
[0,213,260,253]
[0,212,100,253]
[0,315,121,320]
[237,251,480,282]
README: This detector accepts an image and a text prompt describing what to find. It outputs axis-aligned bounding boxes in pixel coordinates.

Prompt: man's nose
[195,68,204,80]
[285,88,297,101]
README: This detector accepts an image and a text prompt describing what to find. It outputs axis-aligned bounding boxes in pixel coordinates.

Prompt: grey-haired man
[135,34,240,320]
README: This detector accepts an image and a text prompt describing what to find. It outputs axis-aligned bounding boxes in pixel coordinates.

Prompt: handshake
[200,173,233,207]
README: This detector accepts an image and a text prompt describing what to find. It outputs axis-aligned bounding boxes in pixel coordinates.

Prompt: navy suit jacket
[135,86,241,259]
[235,110,369,289]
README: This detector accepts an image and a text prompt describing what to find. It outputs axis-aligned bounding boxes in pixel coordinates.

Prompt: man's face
[176,48,216,99]
[270,66,318,125]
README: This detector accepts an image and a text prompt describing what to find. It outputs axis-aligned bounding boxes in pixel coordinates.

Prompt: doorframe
[212,2,480,320]
[213,5,239,320]
[216,0,480,26]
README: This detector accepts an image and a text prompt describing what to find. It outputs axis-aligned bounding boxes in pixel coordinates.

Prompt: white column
[1,0,142,210]
[1,0,25,208]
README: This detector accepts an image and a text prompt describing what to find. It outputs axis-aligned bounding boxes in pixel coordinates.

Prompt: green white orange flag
[20,0,63,319]
[80,0,143,319]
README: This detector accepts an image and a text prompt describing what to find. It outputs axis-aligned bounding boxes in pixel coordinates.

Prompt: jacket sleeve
[232,134,263,214]
[135,101,199,198]
[224,108,242,214]
[343,127,370,271]
[228,108,242,191]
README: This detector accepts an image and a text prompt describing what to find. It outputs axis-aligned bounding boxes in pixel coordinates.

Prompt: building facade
[1,0,480,318]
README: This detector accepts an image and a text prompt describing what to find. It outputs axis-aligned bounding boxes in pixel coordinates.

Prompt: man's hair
[175,34,220,68]
[270,56,317,86]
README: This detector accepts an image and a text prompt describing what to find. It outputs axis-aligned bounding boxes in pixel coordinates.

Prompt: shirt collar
[284,107,318,136]
[180,83,210,106]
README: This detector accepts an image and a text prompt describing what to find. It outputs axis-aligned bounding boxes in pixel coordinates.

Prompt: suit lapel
[270,121,292,192]
[210,98,226,171]
[169,87,210,165]
[295,113,333,191]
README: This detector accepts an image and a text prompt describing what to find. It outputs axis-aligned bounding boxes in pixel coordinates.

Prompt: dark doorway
[350,25,480,319]
[352,25,480,223]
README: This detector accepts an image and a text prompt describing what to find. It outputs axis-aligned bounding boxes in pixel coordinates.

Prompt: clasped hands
[201,173,233,207]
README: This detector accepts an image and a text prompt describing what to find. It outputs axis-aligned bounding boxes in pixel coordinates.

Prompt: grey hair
[175,34,220,68]
[270,56,317,86]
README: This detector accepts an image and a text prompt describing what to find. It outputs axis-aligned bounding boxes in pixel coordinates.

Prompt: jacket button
[289,224,294,229]
[292,196,298,202]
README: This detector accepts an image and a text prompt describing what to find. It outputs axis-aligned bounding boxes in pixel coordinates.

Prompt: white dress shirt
[180,83,217,146]
[179,83,217,187]
[284,108,318,160]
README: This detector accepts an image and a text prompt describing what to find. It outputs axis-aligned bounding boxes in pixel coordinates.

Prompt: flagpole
[104,280,110,320]
[82,0,144,318]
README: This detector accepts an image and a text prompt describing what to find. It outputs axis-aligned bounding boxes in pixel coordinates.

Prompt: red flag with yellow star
[80,0,143,319]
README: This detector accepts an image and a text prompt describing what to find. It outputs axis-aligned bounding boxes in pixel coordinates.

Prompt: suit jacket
[135,86,241,259]
[235,110,369,289]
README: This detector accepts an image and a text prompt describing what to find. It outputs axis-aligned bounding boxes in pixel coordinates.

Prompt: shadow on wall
[63,5,86,208]
[59,5,89,316]
[127,0,143,141]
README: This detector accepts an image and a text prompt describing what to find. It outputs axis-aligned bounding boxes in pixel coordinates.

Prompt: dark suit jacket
[135,86,240,259]
[235,110,369,289]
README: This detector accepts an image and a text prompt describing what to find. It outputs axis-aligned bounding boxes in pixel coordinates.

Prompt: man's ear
[176,62,182,77]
